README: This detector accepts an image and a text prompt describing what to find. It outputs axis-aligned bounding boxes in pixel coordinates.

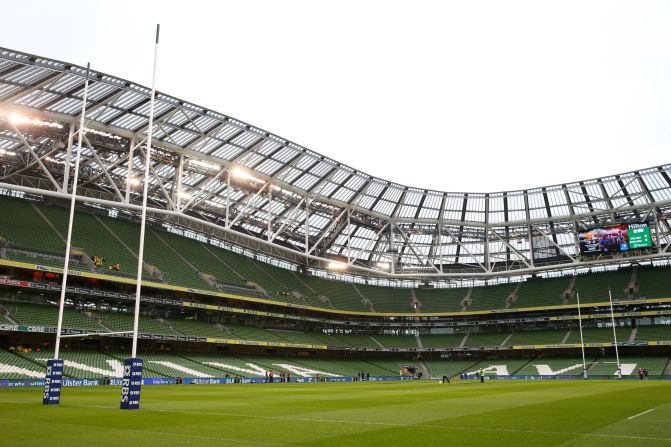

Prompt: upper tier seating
[167,236,243,286]
[468,283,515,310]
[5,302,104,330]
[166,317,229,338]
[572,269,632,304]
[636,266,671,299]
[3,196,671,315]
[300,276,370,312]
[72,211,139,276]
[420,333,466,349]
[4,301,671,351]
[564,327,632,344]
[505,329,568,346]
[414,287,466,312]
[463,331,511,348]
[325,334,381,349]
[356,284,414,312]
[371,334,419,349]
[0,197,65,253]
[513,276,571,308]
[634,324,671,341]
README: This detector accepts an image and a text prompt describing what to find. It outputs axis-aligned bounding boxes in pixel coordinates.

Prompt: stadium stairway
[148,229,215,290]
[413,287,466,312]
[655,356,671,375]
[419,333,467,349]
[572,269,631,304]
[352,284,375,312]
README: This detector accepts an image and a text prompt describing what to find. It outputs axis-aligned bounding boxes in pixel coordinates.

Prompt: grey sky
[2,0,670,193]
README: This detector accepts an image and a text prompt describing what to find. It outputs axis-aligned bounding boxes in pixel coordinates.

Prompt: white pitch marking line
[628,408,655,420]
[1,400,670,442]
[13,402,671,442]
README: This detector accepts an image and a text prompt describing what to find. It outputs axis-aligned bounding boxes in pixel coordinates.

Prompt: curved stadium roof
[0,47,670,280]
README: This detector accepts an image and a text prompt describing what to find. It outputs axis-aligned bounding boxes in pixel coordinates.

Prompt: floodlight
[376,262,391,270]
[327,261,347,271]
[232,167,264,183]
[9,112,63,129]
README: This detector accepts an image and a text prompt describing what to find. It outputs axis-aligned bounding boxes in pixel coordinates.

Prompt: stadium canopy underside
[0,47,670,281]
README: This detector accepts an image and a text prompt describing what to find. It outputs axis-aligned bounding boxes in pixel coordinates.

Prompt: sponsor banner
[0,324,54,333]
[63,378,101,387]
[205,337,328,350]
[0,278,30,287]
[42,359,63,405]
[184,378,233,385]
[368,376,414,381]
[119,358,143,410]
[510,342,639,350]
[1,379,46,387]
[139,377,176,386]
[487,375,671,381]
[8,374,671,388]
[549,309,671,321]
[1,375,414,387]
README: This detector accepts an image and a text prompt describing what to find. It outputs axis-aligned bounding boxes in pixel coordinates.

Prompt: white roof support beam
[125,139,136,203]
[348,222,390,266]
[135,145,177,210]
[8,121,61,192]
[81,134,125,202]
[269,196,307,243]
[308,208,348,255]
[227,182,268,229]
[489,230,532,268]
[393,222,440,273]
[443,225,488,273]
[179,166,227,213]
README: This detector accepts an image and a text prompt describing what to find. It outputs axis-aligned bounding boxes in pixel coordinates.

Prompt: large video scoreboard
[578,222,653,255]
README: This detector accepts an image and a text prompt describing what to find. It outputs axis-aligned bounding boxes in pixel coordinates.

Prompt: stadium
[1,19,671,446]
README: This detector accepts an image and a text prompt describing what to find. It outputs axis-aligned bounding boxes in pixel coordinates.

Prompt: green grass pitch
[1,380,670,446]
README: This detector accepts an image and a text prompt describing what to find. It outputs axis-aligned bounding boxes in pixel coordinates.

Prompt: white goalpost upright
[119,24,161,411]
[42,63,92,406]
[576,291,588,379]
[608,288,622,379]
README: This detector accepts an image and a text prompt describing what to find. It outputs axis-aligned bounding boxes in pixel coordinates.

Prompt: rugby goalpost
[607,288,622,379]
[574,289,623,380]
[575,291,588,379]
[43,25,161,409]
[119,24,161,411]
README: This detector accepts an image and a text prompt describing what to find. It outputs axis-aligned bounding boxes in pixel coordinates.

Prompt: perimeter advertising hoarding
[578,222,652,255]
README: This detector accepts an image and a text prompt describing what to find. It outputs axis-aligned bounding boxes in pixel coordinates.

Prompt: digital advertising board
[578,222,652,255]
